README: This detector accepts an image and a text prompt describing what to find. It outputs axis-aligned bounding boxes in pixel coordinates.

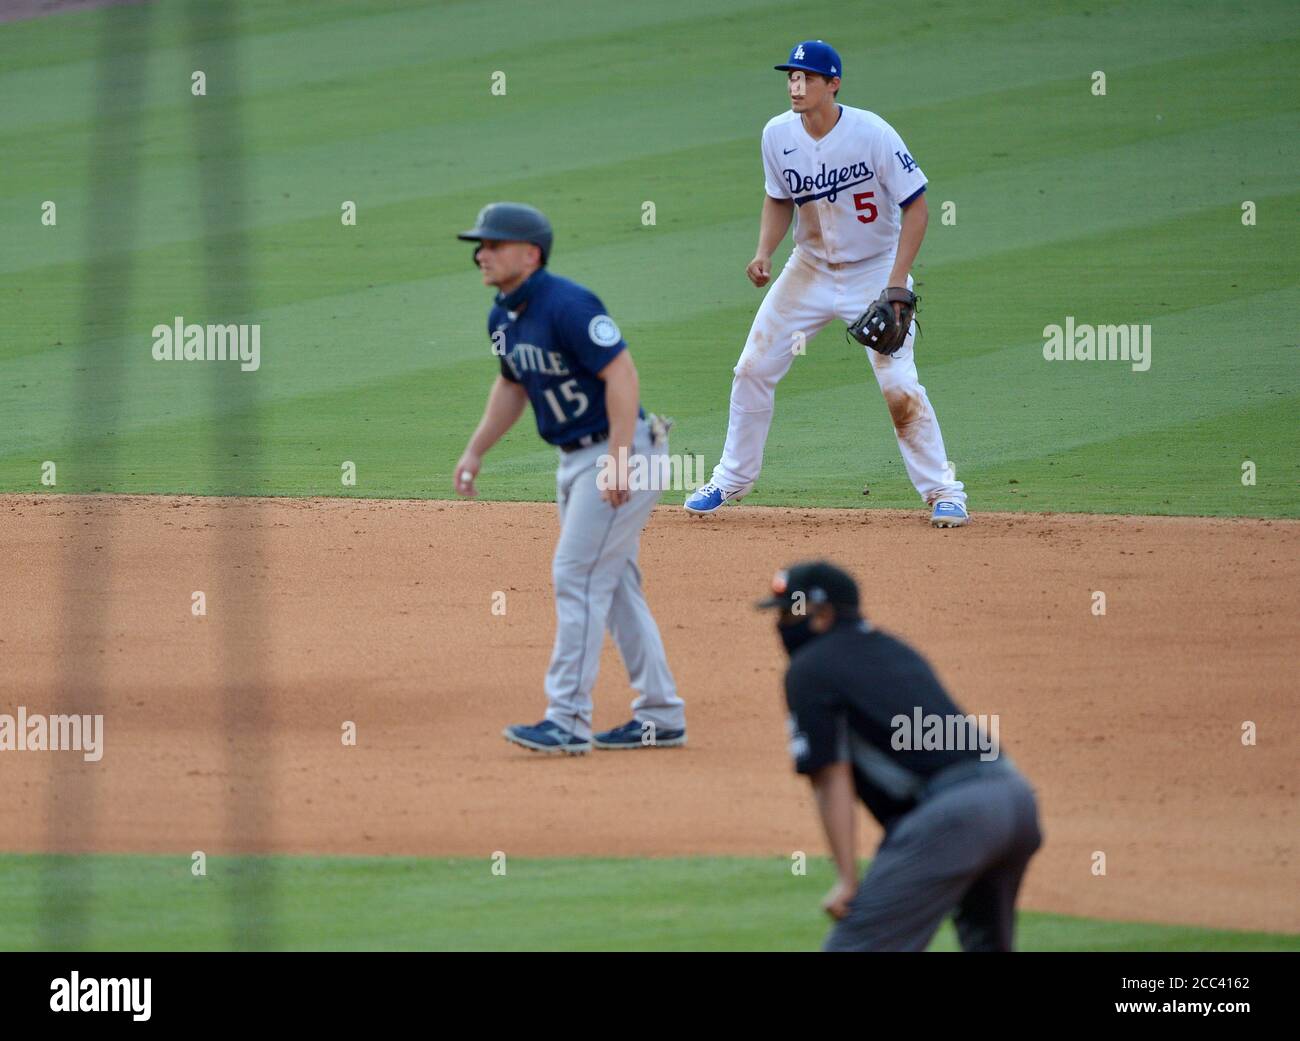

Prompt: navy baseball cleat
[930,500,969,528]
[683,481,747,515]
[503,719,592,755]
[593,719,687,749]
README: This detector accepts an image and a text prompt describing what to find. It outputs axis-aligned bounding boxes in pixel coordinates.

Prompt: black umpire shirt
[785,617,996,832]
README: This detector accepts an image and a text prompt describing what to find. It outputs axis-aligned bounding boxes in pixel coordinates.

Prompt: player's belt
[559,429,610,454]
[920,756,1017,799]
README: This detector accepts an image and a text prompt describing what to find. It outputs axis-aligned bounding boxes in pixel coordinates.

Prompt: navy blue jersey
[488,269,629,446]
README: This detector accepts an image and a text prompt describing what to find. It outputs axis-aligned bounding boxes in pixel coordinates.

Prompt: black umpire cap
[756,560,860,612]
[457,202,553,265]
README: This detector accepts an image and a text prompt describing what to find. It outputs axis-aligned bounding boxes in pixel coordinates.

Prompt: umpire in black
[758,560,1042,952]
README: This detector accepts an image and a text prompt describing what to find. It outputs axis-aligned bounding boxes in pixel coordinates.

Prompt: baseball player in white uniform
[685,40,969,528]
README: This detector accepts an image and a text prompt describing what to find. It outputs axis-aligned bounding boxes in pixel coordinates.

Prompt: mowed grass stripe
[6,1,1292,261]
[0,0,1195,134]
[5,57,1294,330]
[5,138,1294,385]
[6,27,1294,259]
[970,398,1300,516]
[3,289,1292,513]
[0,0,437,76]
[1,254,1293,509]
[39,61,1288,275]
[0,0,767,133]
[5,187,1292,452]
[2,853,1294,952]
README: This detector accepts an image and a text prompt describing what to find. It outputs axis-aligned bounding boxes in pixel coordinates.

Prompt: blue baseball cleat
[930,500,969,528]
[593,719,687,749]
[503,719,592,755]
[683,481,747,515]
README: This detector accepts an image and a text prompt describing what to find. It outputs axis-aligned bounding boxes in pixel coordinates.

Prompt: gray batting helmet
[457,202,553,265]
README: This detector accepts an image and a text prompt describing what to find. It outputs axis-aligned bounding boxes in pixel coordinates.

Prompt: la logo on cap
[794,44,805,60]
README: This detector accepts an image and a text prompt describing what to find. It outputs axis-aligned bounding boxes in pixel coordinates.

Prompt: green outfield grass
[2,853,1295,952]
[0,0,1295,515]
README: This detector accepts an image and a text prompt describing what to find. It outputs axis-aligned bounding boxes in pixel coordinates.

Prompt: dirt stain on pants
[883,388,927,452]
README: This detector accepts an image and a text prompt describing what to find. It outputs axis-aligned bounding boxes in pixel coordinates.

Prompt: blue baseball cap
[774,40,842,79]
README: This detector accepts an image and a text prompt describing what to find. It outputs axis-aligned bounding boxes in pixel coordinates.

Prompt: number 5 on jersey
[543,379,589,423]
[853,191,878,224]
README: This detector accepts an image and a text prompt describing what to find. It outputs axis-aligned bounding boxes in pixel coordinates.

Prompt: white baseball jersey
[761,105,927,266]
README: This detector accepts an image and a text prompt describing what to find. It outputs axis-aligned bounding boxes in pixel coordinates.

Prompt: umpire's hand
[821,878,857,921]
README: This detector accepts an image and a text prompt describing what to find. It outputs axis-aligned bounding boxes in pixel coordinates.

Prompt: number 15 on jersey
[543,379,590,423]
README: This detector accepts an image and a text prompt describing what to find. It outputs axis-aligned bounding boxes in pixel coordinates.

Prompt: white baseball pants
[712,247,966,506]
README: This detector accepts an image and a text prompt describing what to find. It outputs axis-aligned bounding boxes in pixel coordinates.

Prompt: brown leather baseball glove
[847,287,918,356]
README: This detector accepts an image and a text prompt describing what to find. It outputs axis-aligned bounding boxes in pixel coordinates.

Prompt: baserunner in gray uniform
[453,203,685,755]
[757,560,1042,951]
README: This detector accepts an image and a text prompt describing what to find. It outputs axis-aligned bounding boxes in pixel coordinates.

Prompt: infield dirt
[0,494,1295,933]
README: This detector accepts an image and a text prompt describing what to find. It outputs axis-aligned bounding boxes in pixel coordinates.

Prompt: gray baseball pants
[824,766,1042,952]
[543,416,684,740]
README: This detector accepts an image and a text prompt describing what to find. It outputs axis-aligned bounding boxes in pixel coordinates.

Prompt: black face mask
[779,615,820,655]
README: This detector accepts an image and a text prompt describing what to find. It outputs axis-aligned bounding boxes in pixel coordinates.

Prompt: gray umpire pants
[824,763,1043,952]
[543,416,684,740]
